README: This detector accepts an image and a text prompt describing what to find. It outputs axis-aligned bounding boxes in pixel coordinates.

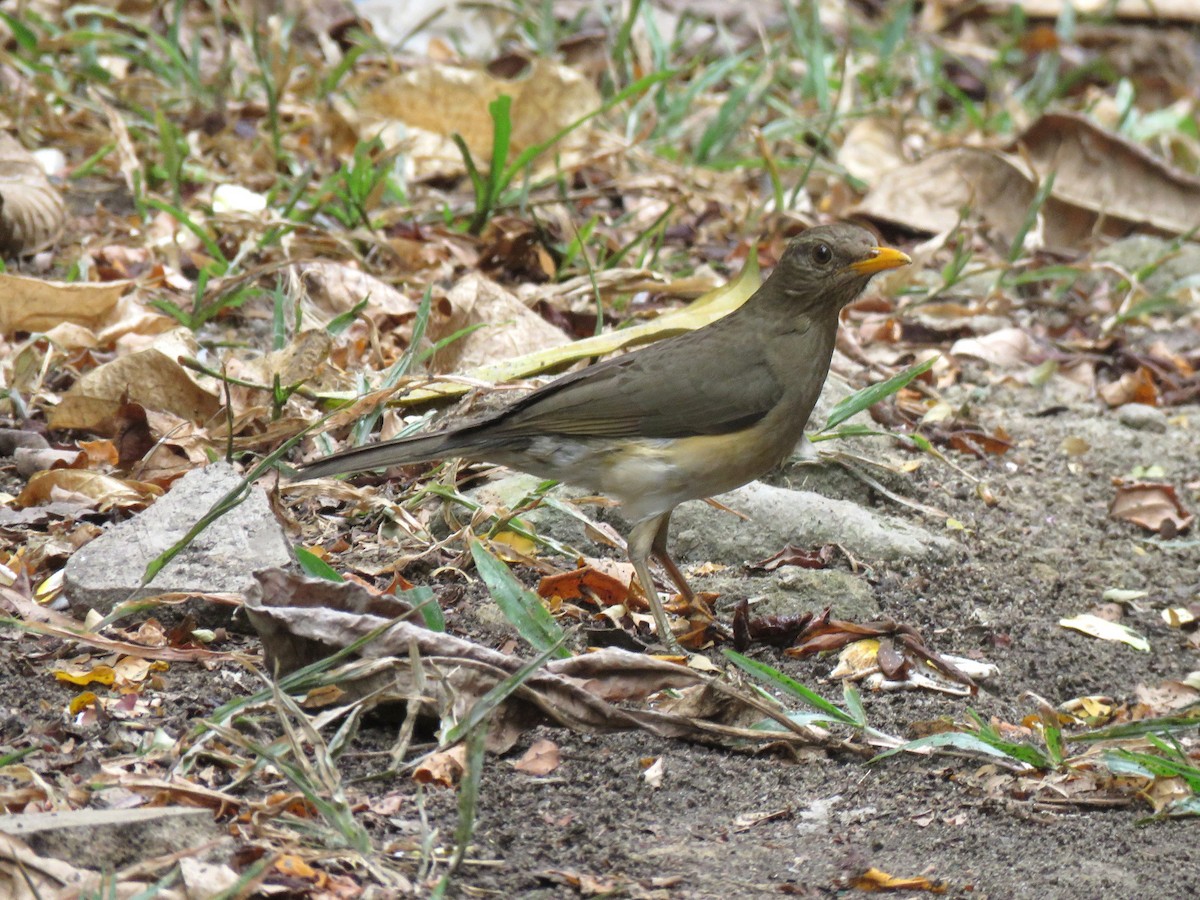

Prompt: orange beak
[848,246,911,276]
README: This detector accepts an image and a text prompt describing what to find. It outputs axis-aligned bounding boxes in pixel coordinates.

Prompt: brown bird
[298,223,910,651]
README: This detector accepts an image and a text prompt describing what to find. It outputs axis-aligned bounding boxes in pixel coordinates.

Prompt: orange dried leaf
[852,867,947,892]
[413,744,467,787]
[275,855,319,880]
[538,566,630,606]
[1098,366,1159,407]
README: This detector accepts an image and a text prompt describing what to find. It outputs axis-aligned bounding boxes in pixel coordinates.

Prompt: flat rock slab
[63,461,293,618]
[671,481,955,565]
[0,806,224,871]
[704,568,881,622]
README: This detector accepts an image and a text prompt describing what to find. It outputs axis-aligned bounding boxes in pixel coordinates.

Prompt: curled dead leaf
[427,273,570,374]
[1109,481,1194,536]
[358,60,601,182]
[0,274,130,337]
[16,470,163,511]
[1098,366,1159,408]
[512,738,560,776]
[49,330,221,431]
[854,113,1200,248]
[0,133,66,256]
[538,566,630,607]
[413,744,467,787]
[850,866,947,893]
[950,327,1032,368]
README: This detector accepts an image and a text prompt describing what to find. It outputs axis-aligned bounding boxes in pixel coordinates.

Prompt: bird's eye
[812,242,832,265]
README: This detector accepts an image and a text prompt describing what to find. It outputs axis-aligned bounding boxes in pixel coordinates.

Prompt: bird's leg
[649,511,695,604]
[628,514,685,653]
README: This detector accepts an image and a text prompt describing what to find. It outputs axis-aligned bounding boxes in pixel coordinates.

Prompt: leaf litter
[0,1,1198,896]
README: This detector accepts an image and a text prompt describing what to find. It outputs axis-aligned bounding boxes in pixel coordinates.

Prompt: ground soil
[3,377,1198,899]
[404,379,1200,899]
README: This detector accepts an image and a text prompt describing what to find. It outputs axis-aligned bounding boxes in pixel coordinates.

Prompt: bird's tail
[296,430,470,480]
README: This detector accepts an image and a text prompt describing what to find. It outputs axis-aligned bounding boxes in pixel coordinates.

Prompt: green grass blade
[295,547,344,582]
[469,540,571,658]
[870,731,1041,766]
[819,356,937,432]
[724,650,856,725]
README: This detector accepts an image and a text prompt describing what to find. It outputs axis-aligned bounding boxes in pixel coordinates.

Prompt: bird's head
[770,223,911,312]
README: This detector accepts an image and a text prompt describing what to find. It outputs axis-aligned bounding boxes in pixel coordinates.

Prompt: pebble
[1117,403,1167,433]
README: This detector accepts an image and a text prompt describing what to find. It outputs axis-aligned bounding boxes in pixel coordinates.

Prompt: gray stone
[1117,402,1168,433]
[0,427,49,455]
[0,807,225,872]
[63,461,293,618]
[464,472,601,553]
[669,481,954,566]
[1096,235,1200,295]
[703,569,880,621]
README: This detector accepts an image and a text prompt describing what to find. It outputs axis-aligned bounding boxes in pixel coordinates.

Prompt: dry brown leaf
[854,114,1200,248]
[1098,366,1159,407]
[427,273,570,374]
[950,327,1032,368]
[837,117,907,187]
[0,274,129,337]
[512,738,561,776]
[0,833,187,900]
[235,329,332,389]
[357,60,601,181]
[538,566,630,607]
[0,134,66,257]
[1014,113,1200,237]
[1134,680,1200,715]
[851,147,1098,249]
[15,469,163,511]
[1109,482,1194,536]
[244,570,820,754]
[49,330,221,431]
[413,744,467,787]
[291,261,421,321]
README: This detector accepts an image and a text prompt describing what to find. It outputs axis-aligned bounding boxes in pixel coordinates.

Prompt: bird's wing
[487,319,784,439]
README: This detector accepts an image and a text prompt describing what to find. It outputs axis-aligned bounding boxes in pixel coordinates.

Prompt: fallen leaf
[1098,367,1160,407]
[0,133,66,256]
[357,60,601,181]
[538,566,630,607]
[1014,112,1200,237]
[16,470,163,511]
[1059,614,1150,651]
[412,744,468,788]
[52,662,116,686]
[748,544,834,572]
[427,273,571,374]
[851,866,947,893]
[49,329,221,431]
[950,327,1032,368]
[980,1,1200,27]
[1109,482,1194,535]
[0,274,129,336]
[513,738,560,776]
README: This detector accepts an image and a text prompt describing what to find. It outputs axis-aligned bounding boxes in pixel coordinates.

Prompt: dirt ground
[3,350,1198,899]
[397,378,1200,898]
